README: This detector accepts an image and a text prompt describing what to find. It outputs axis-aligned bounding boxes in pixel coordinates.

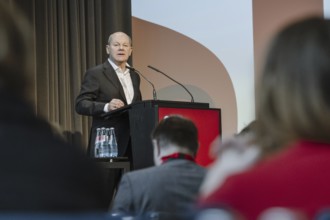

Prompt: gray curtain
[6,0,132,150]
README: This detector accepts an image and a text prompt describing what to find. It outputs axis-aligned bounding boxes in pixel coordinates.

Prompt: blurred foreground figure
[111,115,206,217]
[199,120,260,199]
[198,17,330,219]
[0,2,110,211]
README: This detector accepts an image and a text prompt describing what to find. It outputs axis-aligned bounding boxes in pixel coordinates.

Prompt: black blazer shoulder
[75,61,142,117]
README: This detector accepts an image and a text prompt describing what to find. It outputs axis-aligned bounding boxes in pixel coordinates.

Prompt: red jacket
[199,140,330,219]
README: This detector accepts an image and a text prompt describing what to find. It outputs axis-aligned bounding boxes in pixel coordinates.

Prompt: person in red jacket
[198,17,330,220]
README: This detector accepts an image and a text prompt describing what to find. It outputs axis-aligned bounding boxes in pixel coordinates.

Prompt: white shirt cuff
[104,103,109,112]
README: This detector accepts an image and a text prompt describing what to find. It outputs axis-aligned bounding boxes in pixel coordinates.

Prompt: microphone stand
[147,65,194,102]
[127,66,157,100]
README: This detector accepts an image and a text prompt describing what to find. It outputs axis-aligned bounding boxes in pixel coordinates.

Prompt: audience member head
[151,115,199,165]
[0,2,33,100]
[256,17,330,154]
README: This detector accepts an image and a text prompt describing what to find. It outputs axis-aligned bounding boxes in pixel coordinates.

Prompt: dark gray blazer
[75,61,142,156]
[111,159,206,215]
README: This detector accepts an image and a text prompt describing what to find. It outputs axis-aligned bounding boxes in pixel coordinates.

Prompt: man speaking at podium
[76,32,142,158]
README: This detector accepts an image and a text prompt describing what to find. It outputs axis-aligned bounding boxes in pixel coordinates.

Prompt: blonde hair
[256,17,330,152]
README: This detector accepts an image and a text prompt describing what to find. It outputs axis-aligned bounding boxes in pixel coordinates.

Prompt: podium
[119,100,222,170]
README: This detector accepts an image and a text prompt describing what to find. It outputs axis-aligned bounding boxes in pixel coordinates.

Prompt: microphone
[147,65,194,102]
[127,66,157,100]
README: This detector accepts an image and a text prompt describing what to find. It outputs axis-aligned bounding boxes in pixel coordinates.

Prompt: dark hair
[256,17,330,152]
[151,115,199,154]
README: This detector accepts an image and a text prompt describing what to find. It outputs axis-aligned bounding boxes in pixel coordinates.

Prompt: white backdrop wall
[131,0,324,135]
[132,0,255,133]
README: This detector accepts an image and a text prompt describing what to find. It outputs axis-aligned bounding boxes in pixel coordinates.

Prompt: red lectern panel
[158,107,221,167]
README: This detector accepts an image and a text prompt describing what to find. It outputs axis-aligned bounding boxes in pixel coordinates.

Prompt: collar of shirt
[161,153,195,164]
[108,58,130,76]
[107,58,134,104]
